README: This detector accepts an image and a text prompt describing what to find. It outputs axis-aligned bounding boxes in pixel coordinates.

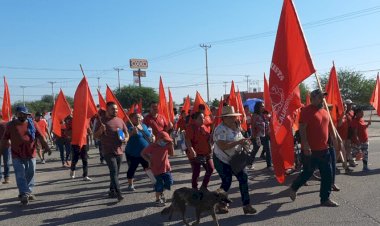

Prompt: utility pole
[20,86,27,106]
[114,68,124,91]
[97,77,101,90]
[200,44,211,103]
[48,81,57,105]
[223,81,228,95]
[244,75,250,92]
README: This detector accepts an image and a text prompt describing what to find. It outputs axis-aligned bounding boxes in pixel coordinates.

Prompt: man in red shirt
[0,106,51,205]
[143,102,170,137]
[185,112,214,191]
[287,89,339,207]
[34,112,51,164]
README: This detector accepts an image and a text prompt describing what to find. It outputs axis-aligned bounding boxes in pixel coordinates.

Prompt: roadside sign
[130,59,148,69]
[133,70,146,77]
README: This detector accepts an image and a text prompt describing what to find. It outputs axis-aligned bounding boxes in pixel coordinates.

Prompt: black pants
[104,154,122,194]
[126,155,149,179]
[71,145,88,177]
[291,149,332,203]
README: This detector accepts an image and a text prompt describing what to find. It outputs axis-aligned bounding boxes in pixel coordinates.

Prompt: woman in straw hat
[212,105,257,215]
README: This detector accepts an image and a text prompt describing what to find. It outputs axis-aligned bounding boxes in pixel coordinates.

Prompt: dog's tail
[161,206,171,215]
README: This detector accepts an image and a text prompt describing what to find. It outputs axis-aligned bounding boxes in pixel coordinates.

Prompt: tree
[211,98,220,108]
[299,82,309,104]
[12,94,74,115]
[114,85,158,110]
[315,68,376,105]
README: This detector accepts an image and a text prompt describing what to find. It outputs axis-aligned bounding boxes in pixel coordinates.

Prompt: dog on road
[161,187,232,226]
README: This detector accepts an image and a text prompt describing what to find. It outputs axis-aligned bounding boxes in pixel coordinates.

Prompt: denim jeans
[329,147,336,185]
[291,149,332,203]
[213,156,250,206]
[12,158,36,195]
[0,148,11,179]
[96,141,104,163]
[104,154,122,194]
[56,140,71,165]
[252,136,272,167]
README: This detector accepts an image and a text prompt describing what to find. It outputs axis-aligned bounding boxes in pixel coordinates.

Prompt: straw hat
[220,106,242,117]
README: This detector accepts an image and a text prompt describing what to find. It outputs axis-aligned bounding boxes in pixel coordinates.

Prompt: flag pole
[314,72,346,165]
[79,64,85,77]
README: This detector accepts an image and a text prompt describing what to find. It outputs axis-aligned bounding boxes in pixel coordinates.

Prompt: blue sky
[1,0,380,106]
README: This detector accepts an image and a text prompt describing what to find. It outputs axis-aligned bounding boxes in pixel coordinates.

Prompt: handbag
[222,143,252,175]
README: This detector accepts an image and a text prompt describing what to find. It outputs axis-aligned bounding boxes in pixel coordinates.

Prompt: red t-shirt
[176,117,186,131]
[337,115,349,140]
[351,118,368,143]
[143,114,168,137]
[0,121,10,149]
[3,120,44,159]
[299,105,330,151]
[185,123,211,155]
[35,119,48,138]
[95,116,128,156]
[141,143,172,176]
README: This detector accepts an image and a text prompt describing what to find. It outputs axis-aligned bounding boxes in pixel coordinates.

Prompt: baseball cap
[16,106,31,115]
[344,99,353,105]
[310,89,327,98]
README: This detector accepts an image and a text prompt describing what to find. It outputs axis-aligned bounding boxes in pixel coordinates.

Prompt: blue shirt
[125,123,152,157]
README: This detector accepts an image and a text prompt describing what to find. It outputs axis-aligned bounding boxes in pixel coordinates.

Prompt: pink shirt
[142,143,172,176]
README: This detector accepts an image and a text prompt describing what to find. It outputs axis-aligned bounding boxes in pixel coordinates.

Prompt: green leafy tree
[315,68,376,105]
[114,85,158,110]
[12,94,73,115]
[299,82,310,104]
[211,98,220,107]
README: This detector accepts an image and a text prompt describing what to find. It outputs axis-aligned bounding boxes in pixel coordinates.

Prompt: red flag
[269,0,316,183]
[264,73,272,112]
[51,89,72,137]
[158,76,169,123]
[370,73,380,116]
[326,63,344,125]
[236,89,247,131]
[128,104,136,115]
[168,88,175,123]
[213,97,224,127]
[2,77,11,122]
[192,91,211,116]
[305,91,311,105]
[182,95,191,115]
[137,99,143,114]
[97,89,106,111]
[228,81,238,110]
[106,85,128,121]
[71,77,97,148]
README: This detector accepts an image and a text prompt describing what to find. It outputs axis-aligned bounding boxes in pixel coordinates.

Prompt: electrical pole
[114,68,124,91]
[97,77,101,90]
[244,75,250,92]
[200,44,211,103]
[48,81,57,105]
[223,81,228,95]
[20,86,27,106]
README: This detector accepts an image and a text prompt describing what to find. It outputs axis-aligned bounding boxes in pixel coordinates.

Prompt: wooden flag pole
[370,110,373,122]
[79,64,85,77]
[314,72,346,165]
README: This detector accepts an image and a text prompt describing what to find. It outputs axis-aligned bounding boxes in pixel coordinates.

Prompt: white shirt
[213,122,244,165]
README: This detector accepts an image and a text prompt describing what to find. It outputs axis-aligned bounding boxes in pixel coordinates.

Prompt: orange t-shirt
[299,105,329,151]
[35,119,48,138]
[185,123,211,155]
[351,118,368,143]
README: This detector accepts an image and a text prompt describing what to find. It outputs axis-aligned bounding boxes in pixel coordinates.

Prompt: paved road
[1,112,379,226]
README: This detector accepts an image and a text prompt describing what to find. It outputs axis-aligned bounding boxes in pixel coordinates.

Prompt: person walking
[212,106,256,214]
[351,107,371,171]
[287,89,339,207]
[34,112,52,164]
[94,101,129,201]
[0,113,11,184]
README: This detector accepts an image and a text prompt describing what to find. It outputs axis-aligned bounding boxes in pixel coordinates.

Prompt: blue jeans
[56,140,71,165]
[252,136,272,167]
[13,158,36,195]
[0,148,11,179]
[329,147,336,185]
[154,172,173,192]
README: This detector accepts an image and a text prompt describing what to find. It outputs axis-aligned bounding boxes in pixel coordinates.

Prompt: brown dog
[161,187,232,226]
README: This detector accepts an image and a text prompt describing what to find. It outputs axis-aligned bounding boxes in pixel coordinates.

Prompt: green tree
[211,98,220,107]
[299,82,310,104]
[12,94,74,115]
[315,68,376,105]
[114,85,158,110]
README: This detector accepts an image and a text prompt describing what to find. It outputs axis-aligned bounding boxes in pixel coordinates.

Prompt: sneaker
[321,199,339,207]
[18,194,37,201]
[155,199,165,207]
[363,166,370,172]
[349,159,358,167]
[126,185,136,191]
[160,193,166,203]
[331,184,340,192]
[70,171,75,179]
[267,166,274,171]
[108,190,117,198]
[117,193,124,202]
[41,160,46,164]
[243,204,257,214]
[2,177,10,184]
[83,176,92,181]
[20,195,29,205]
[288,187,297,201]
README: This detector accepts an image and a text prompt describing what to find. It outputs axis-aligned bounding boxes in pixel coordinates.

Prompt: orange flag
[305,91,311,105]
[106,85,128,121]
[51,89,72,137]
[182,95,191,115]
[326,63,344,125]
[228,81,238,110]
[192,91,211,116]
[158,76,169,123]
[370,73,380,116]
[71,77,97,148]
[263,73,272,112]
[2,77,11,122]
[128,104,136,115]
[97,89,106,111]
[137,99,143,114]
[213,97,224,127]
[236,89,247,131]
[269,0,316,183]
[168,88,175,123]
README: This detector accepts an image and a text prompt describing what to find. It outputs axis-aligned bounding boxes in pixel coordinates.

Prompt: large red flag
[128,104,136,115]
[269,0,316,183]
[51,89,72,137]
[263,73,272,112]
[137,99,143,114]
[182,95,191,115]
[305,91,311,105]
[168,88,175,123]
[71,77,97,148]
[97,89,106,111]
[213,97,224,127]
[370,73,380,116]
[158,77,169,123]
[228,81,238,110]
[2,77,11,122]
[192,91,211,116]
[236,89,247,131]
[326,63,344,126]
[106,85,128,121]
